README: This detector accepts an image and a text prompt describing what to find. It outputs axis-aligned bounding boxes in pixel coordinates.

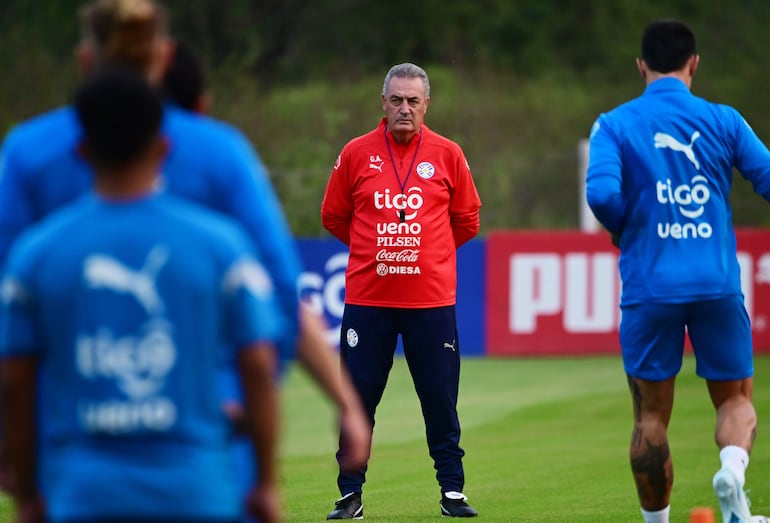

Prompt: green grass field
[2,354,769,522]
[281,354,770,522]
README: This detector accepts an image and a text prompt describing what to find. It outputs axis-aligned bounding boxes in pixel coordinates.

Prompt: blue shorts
[619,296,753,381]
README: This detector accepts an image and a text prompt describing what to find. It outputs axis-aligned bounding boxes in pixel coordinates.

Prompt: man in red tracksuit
[321,62,482,519]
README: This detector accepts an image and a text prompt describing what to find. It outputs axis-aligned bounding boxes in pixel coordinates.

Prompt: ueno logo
[374,187,423,221]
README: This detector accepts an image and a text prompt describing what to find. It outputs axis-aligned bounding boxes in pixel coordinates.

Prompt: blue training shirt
[0,192,281,521]
[586,77,770,305]
[0,104,301,363]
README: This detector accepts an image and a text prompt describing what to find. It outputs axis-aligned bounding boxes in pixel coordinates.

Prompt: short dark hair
[641,20,696,73]
[162,40,207,111]
[74,67,163,169]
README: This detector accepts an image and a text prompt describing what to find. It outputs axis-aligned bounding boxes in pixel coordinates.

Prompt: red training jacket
[321,118,481,308]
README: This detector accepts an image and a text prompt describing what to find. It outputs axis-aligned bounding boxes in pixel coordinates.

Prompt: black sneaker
[327,492,364,520]
[440,492,478,518]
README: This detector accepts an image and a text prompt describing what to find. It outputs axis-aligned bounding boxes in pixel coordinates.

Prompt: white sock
[640,506,669,523]
[720,445,749,487]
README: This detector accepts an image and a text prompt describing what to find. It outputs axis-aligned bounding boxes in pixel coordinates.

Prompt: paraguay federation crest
[346,328,359,348]
[416,161,435,179]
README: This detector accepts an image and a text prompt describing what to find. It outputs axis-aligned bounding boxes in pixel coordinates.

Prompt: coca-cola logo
[375,249,420,263]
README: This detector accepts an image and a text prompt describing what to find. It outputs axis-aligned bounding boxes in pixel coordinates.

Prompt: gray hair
[382,62,430,98]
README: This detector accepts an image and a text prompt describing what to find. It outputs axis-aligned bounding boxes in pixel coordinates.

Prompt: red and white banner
[486,229,770,356]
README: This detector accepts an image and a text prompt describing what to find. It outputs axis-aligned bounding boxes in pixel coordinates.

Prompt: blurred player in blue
[1,67,282,523]
[161,39,212,114]
[157,33,368,520]
[0,1,370,516]
[586,19,770,523]
[0,0,300,370]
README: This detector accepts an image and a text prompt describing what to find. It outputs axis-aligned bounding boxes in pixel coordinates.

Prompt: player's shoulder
[155,193,252,249]
[590,95,649,140]
[6,195,94,264]
[422,124,464,152]
[2,106,78,158]
[163,104,251,151]
[601,93,647,120]
[703,98,744,121]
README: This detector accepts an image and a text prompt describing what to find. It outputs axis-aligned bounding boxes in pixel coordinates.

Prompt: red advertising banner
[486,229,770,356]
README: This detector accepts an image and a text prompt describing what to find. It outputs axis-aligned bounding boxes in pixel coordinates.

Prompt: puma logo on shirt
[654,130,701,170]
[83,245,169,315]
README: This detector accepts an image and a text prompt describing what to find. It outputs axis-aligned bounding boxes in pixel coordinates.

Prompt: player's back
[590,77,770,303]
[0,102,300,353]
[1,192,280,521]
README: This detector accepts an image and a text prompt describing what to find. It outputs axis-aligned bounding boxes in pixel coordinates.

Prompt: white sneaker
[751,517,768,523]
[713,467,753,523]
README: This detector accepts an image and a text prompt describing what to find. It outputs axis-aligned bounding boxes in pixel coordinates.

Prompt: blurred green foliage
[2,0,770,235]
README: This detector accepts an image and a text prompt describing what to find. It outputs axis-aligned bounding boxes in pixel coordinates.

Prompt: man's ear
[151,136,170,162]
[148,38,175,86]
[688,54,700,77]
[162,39,176,73]
[195,91,213,115]
[75,42,94,76]
[635,57,647,80]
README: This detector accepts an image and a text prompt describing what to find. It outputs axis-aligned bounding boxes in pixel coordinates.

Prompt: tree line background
[2,0,770,236]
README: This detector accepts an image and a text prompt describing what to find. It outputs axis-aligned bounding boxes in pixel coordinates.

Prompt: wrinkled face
[381,76,429,144]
